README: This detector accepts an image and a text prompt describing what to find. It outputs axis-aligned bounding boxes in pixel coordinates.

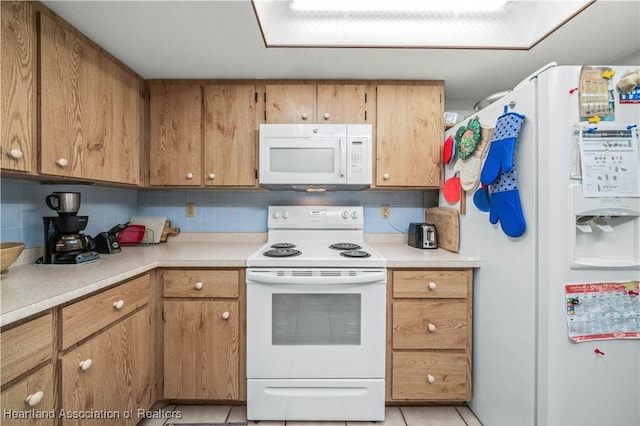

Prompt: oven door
[246,269,386,379]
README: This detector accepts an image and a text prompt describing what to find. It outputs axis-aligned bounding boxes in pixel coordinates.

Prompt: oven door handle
[246,269,386,285]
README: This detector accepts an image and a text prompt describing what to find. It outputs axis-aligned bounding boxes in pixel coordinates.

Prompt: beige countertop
[0,234,479,327]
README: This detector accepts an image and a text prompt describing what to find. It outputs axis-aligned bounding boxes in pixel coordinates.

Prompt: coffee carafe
[40,192,99,264]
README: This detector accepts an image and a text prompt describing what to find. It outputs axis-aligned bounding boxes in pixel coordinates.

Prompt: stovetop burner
[263,248,302,258]
[339,250,371,258]
[271,242,296,249]
[329,243,362,251]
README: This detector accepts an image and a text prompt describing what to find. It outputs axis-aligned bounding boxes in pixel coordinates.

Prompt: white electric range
[246,206,387,421]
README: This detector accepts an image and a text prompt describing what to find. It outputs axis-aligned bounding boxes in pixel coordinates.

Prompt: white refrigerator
[441,64,640,426]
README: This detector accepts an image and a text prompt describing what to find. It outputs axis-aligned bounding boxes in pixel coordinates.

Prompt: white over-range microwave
[258,124,372,191]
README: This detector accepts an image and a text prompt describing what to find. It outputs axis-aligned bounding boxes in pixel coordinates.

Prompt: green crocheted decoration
[455,118,481,160]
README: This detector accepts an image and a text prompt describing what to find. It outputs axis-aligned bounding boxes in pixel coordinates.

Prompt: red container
[117,225,146,245]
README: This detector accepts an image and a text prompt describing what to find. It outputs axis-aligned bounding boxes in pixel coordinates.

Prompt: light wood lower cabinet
[1,311,55,426]
[388,269,472,402]
[162,269,242,401]
[1,363,56,426]
[60,306,151,425]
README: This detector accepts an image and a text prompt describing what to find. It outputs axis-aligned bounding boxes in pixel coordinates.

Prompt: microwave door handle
[339,138,346,177]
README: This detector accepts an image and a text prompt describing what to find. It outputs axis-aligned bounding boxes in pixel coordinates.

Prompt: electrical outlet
[186,202,195,218]
[381,204,390,219]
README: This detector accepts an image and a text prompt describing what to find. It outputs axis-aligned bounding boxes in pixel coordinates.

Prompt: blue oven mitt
[480,110,526,185]
[488,167,526,238]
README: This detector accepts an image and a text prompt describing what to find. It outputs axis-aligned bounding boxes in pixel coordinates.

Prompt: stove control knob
[351,210,359,219]
[273,210,281,219]
[342,210,349,219]
[282,210,289,219]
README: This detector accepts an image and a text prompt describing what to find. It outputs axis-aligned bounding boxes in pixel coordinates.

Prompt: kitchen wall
[1,179,426,248]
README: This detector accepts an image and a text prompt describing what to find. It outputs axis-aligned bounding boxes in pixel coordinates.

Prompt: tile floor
[137,405,482,426]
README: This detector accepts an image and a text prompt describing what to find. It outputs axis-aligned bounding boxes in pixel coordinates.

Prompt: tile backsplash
[1,179,427,248]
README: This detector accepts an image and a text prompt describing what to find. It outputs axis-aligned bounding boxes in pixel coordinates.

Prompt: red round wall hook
[594,349,605,356]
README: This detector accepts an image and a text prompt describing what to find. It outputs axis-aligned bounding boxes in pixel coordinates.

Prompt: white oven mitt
[452,125,494,192]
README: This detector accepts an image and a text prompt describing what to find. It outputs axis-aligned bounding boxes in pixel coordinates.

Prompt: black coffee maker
[40,192,100,264]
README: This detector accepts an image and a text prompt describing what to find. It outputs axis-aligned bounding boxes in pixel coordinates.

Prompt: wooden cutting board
[426,207,460,253]
[160,220,181,242]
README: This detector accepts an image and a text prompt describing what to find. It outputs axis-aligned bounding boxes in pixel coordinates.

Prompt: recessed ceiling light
[289,0,509,13]
[253,0,594,49]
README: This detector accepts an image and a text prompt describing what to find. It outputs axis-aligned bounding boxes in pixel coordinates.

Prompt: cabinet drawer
[393,270,470,299]
[1,313,53,385]
[163,269,239,298]
[61,274,150,349]
[392,352,470,401]
[1,362,55,425]
[393,300,468,350]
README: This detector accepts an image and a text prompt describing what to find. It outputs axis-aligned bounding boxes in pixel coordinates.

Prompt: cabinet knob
[78,359,93,371]
[428,282,437,290]
[383,173,390,180]
[113,300,125,310]
[25,391,44,407]
[186,172,194,180]
[221,311,230,320]
[56,158,69,167]
[428,323,437,332]
[427,374,436,384]
[323,112,330,120]
[9,148,23,159]
[208,173,215,180]
[194,281,203,290]
[301,113,308,120]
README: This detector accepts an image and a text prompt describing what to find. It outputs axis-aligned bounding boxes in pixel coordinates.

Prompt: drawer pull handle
[428,323,437,332]
[427,374,436,384]
[301,113,308,120]
[428,282,437,290]
[221,311,230,320]
[79,359,93,371]
[323,112,330,120]
[186,172,194,180]
[56,158,68,167]
[9,148,24,159]
[383,173,390,180]
[113,300,125,310]
[208,173,215,180]
[194,281,203,290]
[25,391,44,407]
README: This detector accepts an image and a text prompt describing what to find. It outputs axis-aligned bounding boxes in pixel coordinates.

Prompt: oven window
[270,148,335,173]
[272,294,361,345]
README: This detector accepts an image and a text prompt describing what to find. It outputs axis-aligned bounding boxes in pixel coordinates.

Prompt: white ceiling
[41,0,640,106]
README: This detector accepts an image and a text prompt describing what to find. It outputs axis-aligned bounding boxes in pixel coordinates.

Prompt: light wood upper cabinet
[265,83,315,123]
[203,84,258,186]
[149,83,202,186]
[1,0,35,173]
[39,12,141,185]
[316,84,369,124]
[375,83,443,188]
[265,83,370,124]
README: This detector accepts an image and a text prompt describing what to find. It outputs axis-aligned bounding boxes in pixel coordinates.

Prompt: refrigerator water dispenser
[569,184,640,269]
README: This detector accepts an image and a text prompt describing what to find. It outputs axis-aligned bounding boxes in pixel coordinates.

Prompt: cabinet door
[163,299,239,400]
[376,84,443,187]
[1,1,34,172]
[61,307,151,426]
[316,84,368,124]
[392,352,470,400]
[40,13,108,180]
[265,83,315,123]
[203,84,257,186]
[1,363,55,426]
[149,84,202,186]
[110,63,141,185]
